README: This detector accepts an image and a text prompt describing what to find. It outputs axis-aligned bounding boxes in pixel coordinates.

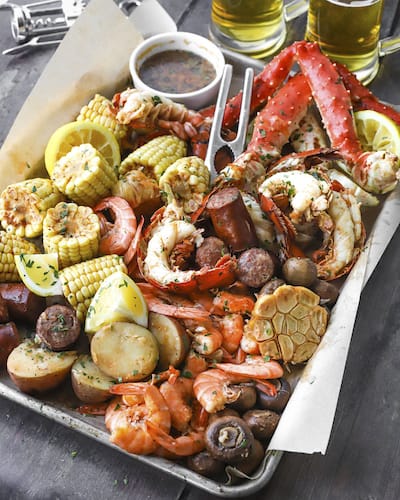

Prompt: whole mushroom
[205,416,255,464]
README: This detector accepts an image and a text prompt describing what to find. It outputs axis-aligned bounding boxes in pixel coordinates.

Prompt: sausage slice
[36,305,81,351]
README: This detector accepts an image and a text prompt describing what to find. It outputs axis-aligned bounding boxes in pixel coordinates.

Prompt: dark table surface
[1,1,400,499]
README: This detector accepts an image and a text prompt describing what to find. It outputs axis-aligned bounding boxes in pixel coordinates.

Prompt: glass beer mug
[209,0,309,58]
[305,0,400,84]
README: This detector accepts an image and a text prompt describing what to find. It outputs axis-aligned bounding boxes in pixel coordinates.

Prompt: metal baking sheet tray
[0,50,398,497]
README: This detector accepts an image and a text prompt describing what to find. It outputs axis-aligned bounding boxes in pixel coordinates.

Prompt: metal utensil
[2,33,63,55]
[205,64,253,181]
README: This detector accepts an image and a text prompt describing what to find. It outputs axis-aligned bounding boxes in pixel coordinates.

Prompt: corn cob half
[43,202,101,268]
[0,178,65,238]
[76,94,128,143]
[59,254,127,322]
[51,143,118,206]
[119,135,187,179]
[159,156,210,214]
[0,232,40,282]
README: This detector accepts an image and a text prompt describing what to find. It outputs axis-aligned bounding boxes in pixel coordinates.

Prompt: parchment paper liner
[0,0,399,457]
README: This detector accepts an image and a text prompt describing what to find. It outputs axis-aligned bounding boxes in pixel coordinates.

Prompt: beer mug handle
[379,36,400,57]
[284,0,309,22]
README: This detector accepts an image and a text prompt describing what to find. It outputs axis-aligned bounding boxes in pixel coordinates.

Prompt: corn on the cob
[0,232,40,282]
[0,178,65,238]
[60,254,127,322]
[76,94,128,143]
[119,135,187,179]
[43,202,100,268]
[51,144,118,206]
[112,169,161,212]
[159,156,210,214]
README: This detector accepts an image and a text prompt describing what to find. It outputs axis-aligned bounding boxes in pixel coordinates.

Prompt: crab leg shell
[295,42,399,194]
[245,73,313,168]
[334,61,400,127]
[222,44,298,129]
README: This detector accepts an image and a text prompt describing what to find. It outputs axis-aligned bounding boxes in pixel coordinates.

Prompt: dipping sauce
[139,50,216,94]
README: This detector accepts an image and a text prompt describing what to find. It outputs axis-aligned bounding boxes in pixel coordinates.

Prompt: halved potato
[71,354,116,403]
[7,339,77,394]
[149,312,190,370]
[90,322,158,382]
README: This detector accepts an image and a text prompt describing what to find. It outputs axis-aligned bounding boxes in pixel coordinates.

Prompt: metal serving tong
[205,64,254,181]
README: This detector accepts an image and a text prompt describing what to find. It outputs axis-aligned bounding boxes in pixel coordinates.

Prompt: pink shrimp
[215,356,284,379]
[193,368,249,413]
[218,313,245,354]
[146,421,205,457]
[94,196,137,255]
[159,377,194,433]
[104,384,170,455]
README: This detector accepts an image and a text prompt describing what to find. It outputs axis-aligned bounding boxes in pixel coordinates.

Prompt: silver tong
[205,64,254,181]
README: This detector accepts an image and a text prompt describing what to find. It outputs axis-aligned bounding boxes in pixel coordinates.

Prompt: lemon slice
[14,253,63,297]
[44,121,121,176]
[355,110,400,156]
[85,271,148,334]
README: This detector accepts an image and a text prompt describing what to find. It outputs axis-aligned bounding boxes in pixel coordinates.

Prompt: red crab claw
[334,62,400,126]
[295,42,399,194]
[222,43,299,129]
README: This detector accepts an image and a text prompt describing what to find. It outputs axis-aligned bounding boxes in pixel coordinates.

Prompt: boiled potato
[90,322,158,382]
[71,354,116,403]
[7,339,77,394]
[149,312,190,370]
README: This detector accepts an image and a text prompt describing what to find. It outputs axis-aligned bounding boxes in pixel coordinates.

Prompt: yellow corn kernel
[77,94,128,142]
[43,202,100,268]
[159,156,210,213]
[0,232,40,282]
[0,178,65,238]
[51,144,118,206]
[59,254,127,322]
[119,135,187,179]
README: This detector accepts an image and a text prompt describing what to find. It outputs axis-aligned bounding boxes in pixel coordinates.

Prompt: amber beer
[209,0,286,57]
[305,0,384,83]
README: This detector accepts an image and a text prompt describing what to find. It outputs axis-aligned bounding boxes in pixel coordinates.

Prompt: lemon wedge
[85,271,148,334]
[44,121,121,176]
[355,110,400,156]
[14,253,63,297]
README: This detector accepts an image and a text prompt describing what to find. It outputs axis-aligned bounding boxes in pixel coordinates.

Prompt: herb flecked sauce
[139,50,216,94]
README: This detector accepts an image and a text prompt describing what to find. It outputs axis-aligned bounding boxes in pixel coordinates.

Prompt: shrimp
[215,356,284,379]
[217,314,245,354]
[193,355,284,413]
[183,318,223,356]
[104,384,170,455]
[193,368,250,413]
[137,282,210,320]
[182,349,209,378]
[211,290,255,316]
[93,196,137,255]
[159,377,194,433]
[146,421,205,457]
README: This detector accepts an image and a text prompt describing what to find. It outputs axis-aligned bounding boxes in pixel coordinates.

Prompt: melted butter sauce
[139,50,216,94]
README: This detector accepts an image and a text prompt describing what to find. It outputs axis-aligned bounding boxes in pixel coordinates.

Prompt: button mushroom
[205,416,255,464]
[256,377,291,413]
[242,409,280,441]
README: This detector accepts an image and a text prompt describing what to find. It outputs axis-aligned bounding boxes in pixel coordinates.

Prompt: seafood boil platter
[1,1,400,497]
